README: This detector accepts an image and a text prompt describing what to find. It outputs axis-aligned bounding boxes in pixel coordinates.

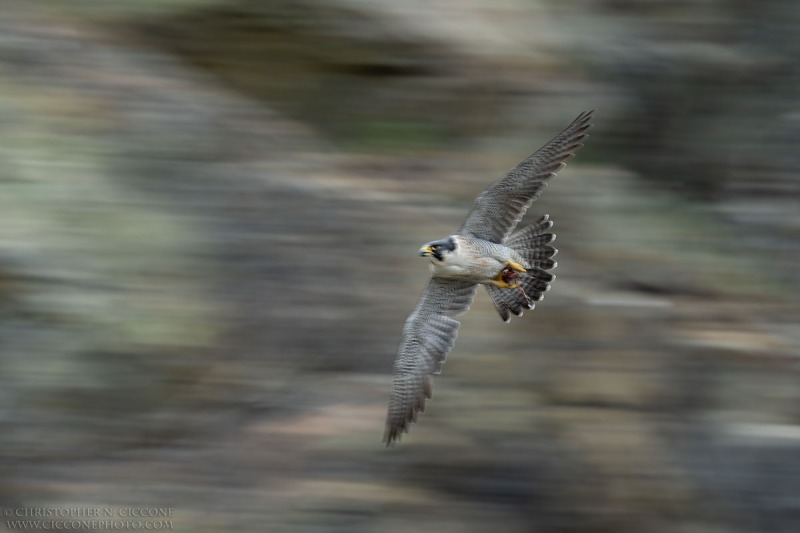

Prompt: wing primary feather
[457,110,593,242]
[384,279,477,445]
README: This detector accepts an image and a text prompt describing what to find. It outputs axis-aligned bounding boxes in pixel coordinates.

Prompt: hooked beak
[419,245,434,257]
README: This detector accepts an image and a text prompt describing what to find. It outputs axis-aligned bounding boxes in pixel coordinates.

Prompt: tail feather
[506,214,553,248]
[487,215,558,322]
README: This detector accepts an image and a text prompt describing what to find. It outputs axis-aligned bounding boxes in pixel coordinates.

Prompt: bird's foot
[506,260,527,273]
[489,278,520,289]
[490,263,525,289]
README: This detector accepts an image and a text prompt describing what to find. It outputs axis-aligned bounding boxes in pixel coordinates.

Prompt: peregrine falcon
[384,111,593,444]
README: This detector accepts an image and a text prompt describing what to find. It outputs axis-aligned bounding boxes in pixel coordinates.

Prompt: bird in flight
[384,111,593,444]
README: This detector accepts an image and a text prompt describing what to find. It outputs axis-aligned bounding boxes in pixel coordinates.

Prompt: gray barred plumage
[385,111,593,444]
[485,214,558,322]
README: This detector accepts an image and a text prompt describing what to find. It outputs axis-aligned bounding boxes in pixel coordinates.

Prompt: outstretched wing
[458,111,593,243]
[385,278,477,444]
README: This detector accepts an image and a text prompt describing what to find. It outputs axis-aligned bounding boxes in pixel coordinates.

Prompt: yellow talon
[489,268,521,289]
[490,260,526,289]
[490,274,521,289]
[506,260,527,273]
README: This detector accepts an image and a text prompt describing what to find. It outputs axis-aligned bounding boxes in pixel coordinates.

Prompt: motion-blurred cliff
[1,1,799,532]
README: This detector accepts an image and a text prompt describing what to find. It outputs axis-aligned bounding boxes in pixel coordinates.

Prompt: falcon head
[419,237,456,262]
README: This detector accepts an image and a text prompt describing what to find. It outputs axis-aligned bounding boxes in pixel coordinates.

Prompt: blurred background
[1,0,799,532]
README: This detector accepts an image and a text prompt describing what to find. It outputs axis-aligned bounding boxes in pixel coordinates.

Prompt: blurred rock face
[0,1,798,532]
